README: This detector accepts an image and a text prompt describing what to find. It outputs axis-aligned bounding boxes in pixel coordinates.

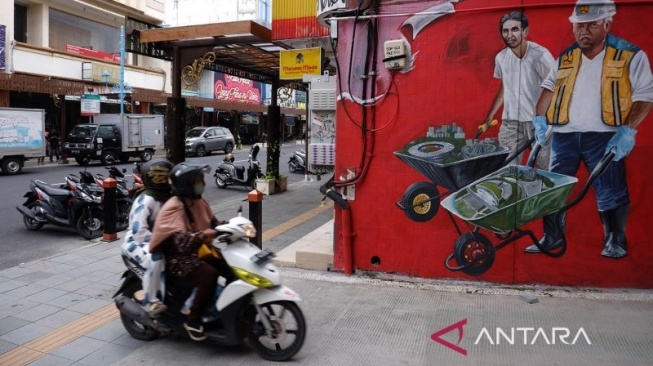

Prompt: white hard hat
[569,0,616,23]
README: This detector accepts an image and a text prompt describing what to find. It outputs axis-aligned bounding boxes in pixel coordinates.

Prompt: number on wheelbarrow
[401,182,440,222]
[453,232,495,276]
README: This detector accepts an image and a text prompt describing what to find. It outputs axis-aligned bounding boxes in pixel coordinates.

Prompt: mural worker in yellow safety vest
[529,0,653,258]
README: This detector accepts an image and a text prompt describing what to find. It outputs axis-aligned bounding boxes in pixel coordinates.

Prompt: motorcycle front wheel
[76,207,104,239]
[246,301,306,361]
[119,282,161,341]
[116,201,131,231]
[23,201,45,230]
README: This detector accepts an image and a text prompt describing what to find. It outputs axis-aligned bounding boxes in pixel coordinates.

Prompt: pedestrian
[149,163,222,341]
[120,159,174,317]
[48,129,60,163]
[37,130,49,165]
[483,10,555,169]
[528,0,653,258]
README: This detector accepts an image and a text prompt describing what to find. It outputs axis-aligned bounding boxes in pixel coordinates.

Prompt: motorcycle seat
[35,180,73,197]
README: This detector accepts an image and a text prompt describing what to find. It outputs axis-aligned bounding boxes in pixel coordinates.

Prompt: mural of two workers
[332,0,653,287]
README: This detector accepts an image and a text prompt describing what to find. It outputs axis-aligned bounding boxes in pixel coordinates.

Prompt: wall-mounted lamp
[101,69,111,88]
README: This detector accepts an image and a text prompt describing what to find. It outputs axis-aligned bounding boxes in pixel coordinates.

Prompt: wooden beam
[140,20,271,43]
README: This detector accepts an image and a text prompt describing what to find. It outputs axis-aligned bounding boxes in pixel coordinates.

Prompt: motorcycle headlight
[232,267,273,288]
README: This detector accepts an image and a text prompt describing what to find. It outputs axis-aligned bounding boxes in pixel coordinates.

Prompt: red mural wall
[331,0,653,287]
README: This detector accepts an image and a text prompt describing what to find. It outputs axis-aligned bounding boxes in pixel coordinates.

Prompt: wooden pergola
[138,20,299,172]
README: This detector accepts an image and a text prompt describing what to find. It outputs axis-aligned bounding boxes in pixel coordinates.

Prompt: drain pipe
[320,177,353,275]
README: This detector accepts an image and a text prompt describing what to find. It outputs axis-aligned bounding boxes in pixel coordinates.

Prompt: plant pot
[255,175,287,195]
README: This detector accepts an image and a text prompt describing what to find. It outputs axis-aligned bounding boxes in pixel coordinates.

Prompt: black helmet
[141,159,173,191]
[170,163,210,197]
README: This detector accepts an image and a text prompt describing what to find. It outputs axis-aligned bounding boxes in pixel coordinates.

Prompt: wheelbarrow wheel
[453,232,495,276]
[401,182,439,222]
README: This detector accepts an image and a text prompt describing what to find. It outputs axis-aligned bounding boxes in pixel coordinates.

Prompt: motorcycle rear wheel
[215,174,228,189]
[116,201,131,231]
[23,201,45,230]
[76,207,104,239]
[120,283,161,341]
[246,301,306,361]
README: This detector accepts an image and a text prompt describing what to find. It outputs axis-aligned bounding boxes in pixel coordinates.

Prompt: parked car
[185,126,235,157]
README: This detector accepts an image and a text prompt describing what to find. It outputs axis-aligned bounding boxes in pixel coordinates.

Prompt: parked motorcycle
[288,150,306,174]
[113,209,306,361]
[214,144,263,190]
[15,176,105,239]
[93,166,133,231]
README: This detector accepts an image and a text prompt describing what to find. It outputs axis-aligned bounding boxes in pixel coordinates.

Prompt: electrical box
[383,39,406,70]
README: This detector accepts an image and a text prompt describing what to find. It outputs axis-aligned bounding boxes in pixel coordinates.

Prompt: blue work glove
[605,126,637,161]
[531,116,548,145]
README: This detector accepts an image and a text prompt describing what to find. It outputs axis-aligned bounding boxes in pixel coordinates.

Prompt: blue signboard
[0,25,6,70]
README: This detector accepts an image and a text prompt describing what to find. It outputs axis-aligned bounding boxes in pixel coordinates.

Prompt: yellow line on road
[0,203,333,365]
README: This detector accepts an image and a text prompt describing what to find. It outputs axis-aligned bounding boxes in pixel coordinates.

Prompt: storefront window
[49,8,119,54]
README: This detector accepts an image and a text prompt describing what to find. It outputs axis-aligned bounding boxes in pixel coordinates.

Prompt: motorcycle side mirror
[251,144,260,160]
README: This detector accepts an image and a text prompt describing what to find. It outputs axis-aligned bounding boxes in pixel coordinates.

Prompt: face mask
[193,182,205,196]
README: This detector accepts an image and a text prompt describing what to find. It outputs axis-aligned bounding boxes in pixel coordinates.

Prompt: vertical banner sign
[0,25,6,70]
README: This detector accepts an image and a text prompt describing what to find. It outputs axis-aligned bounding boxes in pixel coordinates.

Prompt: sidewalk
[1,179,653,365]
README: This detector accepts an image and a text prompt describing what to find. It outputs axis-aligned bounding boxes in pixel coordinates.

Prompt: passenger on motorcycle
[120,159,173,317]
[149,163,221,341]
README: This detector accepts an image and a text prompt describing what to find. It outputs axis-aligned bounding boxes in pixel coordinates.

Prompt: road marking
[0,202,333,365]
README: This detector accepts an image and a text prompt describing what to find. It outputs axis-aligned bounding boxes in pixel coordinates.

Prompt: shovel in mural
[440,143,617,276]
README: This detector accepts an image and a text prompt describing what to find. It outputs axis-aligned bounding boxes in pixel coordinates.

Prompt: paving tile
[34,274,76,287]
[0,316,30,336]
[23,262,76,275]
[77,270,115,283]
[35,309,84,329]
[48,293,89,308]
[0,322,53,345]
[73,283,115,299]
[85,320,126,342]
[0,299,40,317]
[76,342,135,366]
[0,279,28,295]
[13,303,63,322]
[2,283,48,299]
[24,288,69,303]
[111,333,150,349]
[67,298,111,314]
[0,338,18,354]
[0,266,34,279]
[48,253,84,264]
[15,271,54,283]
[50,336,106,361]
[27,354,75,366]
[54,278,94,292]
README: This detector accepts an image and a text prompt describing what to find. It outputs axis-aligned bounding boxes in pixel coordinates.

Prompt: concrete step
[274,219,334,271]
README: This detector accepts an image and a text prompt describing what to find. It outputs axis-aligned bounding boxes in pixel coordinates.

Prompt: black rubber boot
[600,204,629,259]
[525,213,566,253]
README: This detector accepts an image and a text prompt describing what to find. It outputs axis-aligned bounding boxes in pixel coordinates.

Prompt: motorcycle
[93,166,134,231]
[15,176,105,239]
[214,144,263,190]
[288,149,306,174]
[113,209,306,361]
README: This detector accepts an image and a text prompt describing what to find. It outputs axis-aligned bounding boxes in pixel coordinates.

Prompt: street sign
[81,94,101,116]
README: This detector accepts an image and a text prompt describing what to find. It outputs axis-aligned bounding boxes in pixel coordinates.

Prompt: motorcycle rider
[149,163,221,341]
[120,159,173,317]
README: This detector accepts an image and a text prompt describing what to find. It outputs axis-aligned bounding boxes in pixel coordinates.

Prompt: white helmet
[216,215,257,243]
[569,0,616,23]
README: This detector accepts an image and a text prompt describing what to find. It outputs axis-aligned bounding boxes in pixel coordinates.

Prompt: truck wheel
[195,145,206,157]
[74,157,86,165]
[101,150,117,166]
[119,154,131,163]
[140,150,153,162]
[224,143,234,153]
[1,157,23,175]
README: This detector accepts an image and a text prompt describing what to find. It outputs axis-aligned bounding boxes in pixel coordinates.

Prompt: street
[1,143,313,270]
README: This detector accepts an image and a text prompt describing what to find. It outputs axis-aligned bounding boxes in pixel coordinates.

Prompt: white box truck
[0,107,46,175]
[64,114,165,165]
